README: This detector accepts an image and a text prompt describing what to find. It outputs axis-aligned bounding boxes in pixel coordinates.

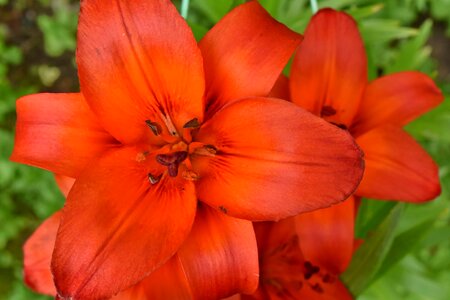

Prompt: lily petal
[351,71,444,136]
[111,256,193,300]
[11,93,116,178]
[356,126,440,202]
[295,197,355,275]
[23,212,60,296]
[200,1,301,118]
[52,147,197,299]
[193,98,364,221]
[298,279,353,300]
[268,74,290,100]
[290,8,367,128]
[177,204,258,298]
[77,0,204,144]
[54,175,75,197]
[114,204,258,300]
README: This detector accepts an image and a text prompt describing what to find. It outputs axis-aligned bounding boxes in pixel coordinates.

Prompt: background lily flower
[11,1,364,299]
[230,200,356,300]
[289,8,443,203]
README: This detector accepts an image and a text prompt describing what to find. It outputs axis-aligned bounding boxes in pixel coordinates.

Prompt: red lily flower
[288,8,443,203]
[230,199,356,300]
[13,1,364,299]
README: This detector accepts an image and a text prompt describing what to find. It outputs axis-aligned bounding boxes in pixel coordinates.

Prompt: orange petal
[351,71,444,136]
[23,212,60,296]
[10,93,116,178]
[200,1,301,118]
[268,74,290,100]
[111,256,193,300]
[290,8,367,128]
[177,204,258,298]
[356,126,440,202]
[51,147,197,299]
[54,175,75,197]
[295,197,355,275]
[193,98,364,221]
[114,204,258,300]
[77,0,204,144]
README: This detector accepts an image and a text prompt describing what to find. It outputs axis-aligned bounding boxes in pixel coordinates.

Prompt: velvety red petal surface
[356,126,440,202]
[290,8,367,128]
[177,204,258,299]
[11,93,116,178]
[193,98,364,221]
[199,1,301,118]
[351,71,444,136]
[114,204,258,300]
[295,197,355,275]
[77,0,204,144]
[51,147,197,299]
[23,212,60,296]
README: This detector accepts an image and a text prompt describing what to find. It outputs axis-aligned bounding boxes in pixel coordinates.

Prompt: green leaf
[375,219,434,279]
[342,203,403,295]
[355,199,397,238]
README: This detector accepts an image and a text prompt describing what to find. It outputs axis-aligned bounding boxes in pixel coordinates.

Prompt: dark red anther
[321,105,337,117]
[145,120,162,136]
[304,261,320,280]
[156,151,188,177]
[183,118,200,129]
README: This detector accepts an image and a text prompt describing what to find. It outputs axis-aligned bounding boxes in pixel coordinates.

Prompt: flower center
[156,151,188,177]
[142,117,216,183]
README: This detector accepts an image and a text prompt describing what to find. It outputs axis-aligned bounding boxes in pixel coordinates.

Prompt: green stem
[181,0,190,19]
[310,0,318,14]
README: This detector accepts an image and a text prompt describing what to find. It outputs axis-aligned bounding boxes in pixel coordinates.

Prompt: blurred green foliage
[0,0,449,299]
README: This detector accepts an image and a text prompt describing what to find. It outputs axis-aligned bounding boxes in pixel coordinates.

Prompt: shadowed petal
[200,1,301,118]
[295,197,355,275]
[177,204,258,298]
[113,204,258,300]
[356,126,440,202]
[52,147,197,299]
[11,93,116,178]
[290,8,367,128]
[23,212,60,296]
[193,98,364,221]
[351,71,443,136]
[77,0,204,144]
[54,175,75,197]
[111,256,193,300]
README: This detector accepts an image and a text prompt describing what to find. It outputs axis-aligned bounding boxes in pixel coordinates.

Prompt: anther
[148,173,162,184]
[182,170,199,181]
[304,261,320,280]
[145,120,162,136]
[204,144,217,154]
[321,105,337,117]
[183,118,200,129]
[156,151,188,178]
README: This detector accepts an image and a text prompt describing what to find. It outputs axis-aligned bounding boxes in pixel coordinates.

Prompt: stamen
[145,120,162,136]
[148,173,162,184]
[182,170,199,181]
[321,105,337,117]
[183,118,200,129]
[304,261,320,280]
[204,144,217,154]
[219,206,228,214]
[156,151,188,177]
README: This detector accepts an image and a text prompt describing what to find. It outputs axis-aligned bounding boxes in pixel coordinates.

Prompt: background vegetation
[0,0,449,299]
